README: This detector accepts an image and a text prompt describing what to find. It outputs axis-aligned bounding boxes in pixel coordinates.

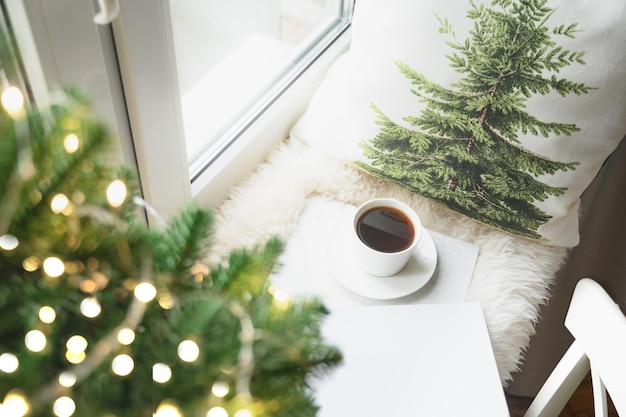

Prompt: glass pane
[169,0,347,172]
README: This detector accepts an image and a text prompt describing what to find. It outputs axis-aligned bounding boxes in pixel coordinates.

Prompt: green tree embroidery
[357,0,594,239]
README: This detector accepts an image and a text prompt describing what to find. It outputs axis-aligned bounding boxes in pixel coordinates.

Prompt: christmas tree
[357,0,593,239]
[0,50,340,416]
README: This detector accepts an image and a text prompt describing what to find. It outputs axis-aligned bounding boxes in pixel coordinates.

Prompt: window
[5,0,354,218]
[114,0,354,214]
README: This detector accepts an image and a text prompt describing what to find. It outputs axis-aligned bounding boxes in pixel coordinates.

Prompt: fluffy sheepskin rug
[212,138,569,386]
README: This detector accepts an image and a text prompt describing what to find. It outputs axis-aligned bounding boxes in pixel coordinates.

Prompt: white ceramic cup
[352,198,422,277]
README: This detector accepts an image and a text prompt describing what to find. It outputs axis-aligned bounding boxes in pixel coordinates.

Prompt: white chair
[524,278,626,417]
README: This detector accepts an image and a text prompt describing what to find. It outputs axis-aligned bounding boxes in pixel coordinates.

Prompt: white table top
[269,197,509,416]
[313,303,510,416]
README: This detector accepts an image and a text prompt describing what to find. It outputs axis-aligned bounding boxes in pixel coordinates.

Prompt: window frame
[7,0,354,220]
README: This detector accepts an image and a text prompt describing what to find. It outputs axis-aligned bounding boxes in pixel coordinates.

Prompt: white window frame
[7,0,353,220]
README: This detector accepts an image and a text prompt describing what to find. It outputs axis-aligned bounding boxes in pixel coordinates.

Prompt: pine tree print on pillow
[356,0,593,240]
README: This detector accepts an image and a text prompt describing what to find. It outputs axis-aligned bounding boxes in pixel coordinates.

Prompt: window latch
[94,0,120,25]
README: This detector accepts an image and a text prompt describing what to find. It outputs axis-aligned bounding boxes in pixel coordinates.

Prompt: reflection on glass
[169,0,342,168]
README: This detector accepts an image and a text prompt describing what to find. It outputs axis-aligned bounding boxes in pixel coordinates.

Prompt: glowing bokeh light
[117,328,135,345]
[154,402,182,417]
[66,335,88,353]
[1,391,30,417]
[134,282,157,303]
[25,330,47,352]
[22,257,39,272]
[63,134,80,153]
[43,257,65,277]
[177,340,200,363]
[53,396,76,417]
[152,363,172,384]
[50,194,70,214]
[211,381,230,398]
[1,86,25,119]
[0,234,18,251]
[106,179,127,208]
[79,297,101,318]
[234,409,253,417]
[206,406,228,417]
[65,351,86,365]
[0,353,19,373]
[111,354,134,376]
[39,306,57,324]
[58,372,77,388]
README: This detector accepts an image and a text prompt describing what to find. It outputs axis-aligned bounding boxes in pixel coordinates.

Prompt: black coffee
[356,206,415,253]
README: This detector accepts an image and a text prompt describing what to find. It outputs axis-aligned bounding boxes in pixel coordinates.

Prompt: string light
[66,335,88,354]
[206,407,228,417]
[1,86,25,119]
[177,340,200,363]
[154,401,182,417]
[58,371,77,388]
[65,350,86,365]
[39,306,57,324]
[50,194,70,214]
[0,234,18,251]
[43,257,65,277]
[22,256,39,272]
[52,396,76,417]
[134,282,157,303]
[106,179,127,208]
[0,353,19,373]
[24,330,47,352]
[63,134,80,153]
[111,354,134,377]
[1,391,30,417]
[117,328,135,345]
[269,287,290,310]
[234,409,253,417]
[211,381,230,398]
[79,297,101,318]
[152,363,172,384]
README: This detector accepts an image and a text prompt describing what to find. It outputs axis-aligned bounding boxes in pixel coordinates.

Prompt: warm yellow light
[154,401,182,417]
[43,257,65,277]
[0,353,19,373]
[79,297,101,318]
[211,381,230,398]
[206,406,228,417]
[111,354,134,376]
[158,292,175,310]
[53,396,76,417]
[39,306,57,324]
[1,391,30,417]
[65,350,86,365]
[1,86,25,119]
[22,256,39,272]
[106,179,127,208]
[117,328,135,345]
[63,134,80,153]
[0,234,18,251]
[152,363,172,384]
[58,371,77,388]
[66,335,88,353]
[50,194,70,214]
[177,340,200,363]
[271,288,291,309]
[25,330,47,352]
[134,282,157,303]
[234,409,253,417]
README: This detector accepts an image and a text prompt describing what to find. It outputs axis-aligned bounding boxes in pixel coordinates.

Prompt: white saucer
[326,212,438,300]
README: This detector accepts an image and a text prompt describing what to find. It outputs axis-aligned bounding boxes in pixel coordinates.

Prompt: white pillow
[292,0,626,247]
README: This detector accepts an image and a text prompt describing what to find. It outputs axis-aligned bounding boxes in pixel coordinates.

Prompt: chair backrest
[523,278,626,417]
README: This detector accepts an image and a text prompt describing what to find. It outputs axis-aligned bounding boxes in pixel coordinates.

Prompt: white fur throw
[212,138,569,386]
